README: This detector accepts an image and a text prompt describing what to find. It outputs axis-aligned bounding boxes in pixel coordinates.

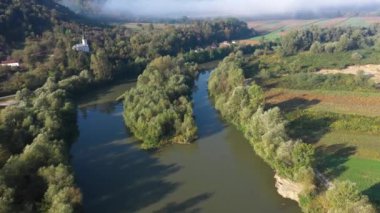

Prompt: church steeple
[82,35,87,45]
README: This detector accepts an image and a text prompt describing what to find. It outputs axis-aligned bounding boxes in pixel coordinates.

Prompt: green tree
[90,49,112,81]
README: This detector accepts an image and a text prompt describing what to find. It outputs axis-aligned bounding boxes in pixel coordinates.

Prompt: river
[71,71,301,212]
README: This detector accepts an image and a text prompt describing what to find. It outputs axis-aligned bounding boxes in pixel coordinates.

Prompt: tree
[336,34,353,52]
[310,41,323,54]
[90,49,112,81]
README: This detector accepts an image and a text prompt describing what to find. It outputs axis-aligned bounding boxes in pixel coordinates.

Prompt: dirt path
[0,94,17,107]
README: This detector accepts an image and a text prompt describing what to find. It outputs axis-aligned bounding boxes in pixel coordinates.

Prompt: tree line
[208,52,375,213]
[280,25,380,56]
[0,78,82,212]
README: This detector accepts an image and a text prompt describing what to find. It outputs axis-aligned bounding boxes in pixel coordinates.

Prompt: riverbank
[208,53,376,212]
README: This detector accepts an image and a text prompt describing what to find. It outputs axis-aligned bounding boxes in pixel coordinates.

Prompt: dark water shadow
[316,144,357,180]
[72,103,182,213]
[78,138,182,213]
[153,193,213,213]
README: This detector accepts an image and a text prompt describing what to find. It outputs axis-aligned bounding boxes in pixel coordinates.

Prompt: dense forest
[0,0,258,211]
[279,25,380,56]
[123,57,197,149]
[0,79,81,212]
[209,52,375,212]
[0,0,254,96]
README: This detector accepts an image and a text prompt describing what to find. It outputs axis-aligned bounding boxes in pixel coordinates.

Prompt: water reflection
[73,104,183,213]
[193,72,226,138]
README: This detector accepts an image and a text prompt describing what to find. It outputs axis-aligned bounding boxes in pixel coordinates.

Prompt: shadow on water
[316,144,357,180]
[153,193,213,213]
[72,103,184,213]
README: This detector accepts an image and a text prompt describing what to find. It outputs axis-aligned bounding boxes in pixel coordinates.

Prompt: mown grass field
[265,87,380,206]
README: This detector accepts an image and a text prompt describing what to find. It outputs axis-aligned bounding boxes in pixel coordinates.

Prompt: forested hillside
[0,0,254,96]
[0,0,84,49]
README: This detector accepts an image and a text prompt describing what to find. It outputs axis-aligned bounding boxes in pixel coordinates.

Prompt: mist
[101,0,380,18]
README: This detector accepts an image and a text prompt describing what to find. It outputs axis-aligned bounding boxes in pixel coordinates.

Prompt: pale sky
[102,0,380,17]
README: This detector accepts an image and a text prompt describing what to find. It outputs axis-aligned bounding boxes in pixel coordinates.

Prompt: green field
[248,16,380,42]
[335,157,380,206]
[285,108,380,206]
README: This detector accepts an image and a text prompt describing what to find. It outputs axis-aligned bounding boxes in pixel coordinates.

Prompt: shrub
[352,52,364,60]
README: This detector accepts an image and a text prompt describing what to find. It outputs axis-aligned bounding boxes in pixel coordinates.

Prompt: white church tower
[72,36,90,53]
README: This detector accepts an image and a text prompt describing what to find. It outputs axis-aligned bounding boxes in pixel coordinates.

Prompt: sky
[101,0,380,17]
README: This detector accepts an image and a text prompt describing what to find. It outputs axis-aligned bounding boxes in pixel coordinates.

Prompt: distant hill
[0,0,85,44]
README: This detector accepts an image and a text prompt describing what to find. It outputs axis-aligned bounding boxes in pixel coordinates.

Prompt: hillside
[0,0,84,45]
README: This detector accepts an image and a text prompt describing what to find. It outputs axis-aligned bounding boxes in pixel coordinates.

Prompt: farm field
[247,16,380,42]
[266,88,380,117]
[122,22,182,31]
[265,87,380,206]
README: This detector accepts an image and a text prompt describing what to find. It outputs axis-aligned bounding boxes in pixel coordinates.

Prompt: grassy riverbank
[210,52,376,212]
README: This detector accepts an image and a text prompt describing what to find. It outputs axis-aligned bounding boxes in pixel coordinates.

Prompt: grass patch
[324,157,380,206]
[251,30,282,41]
[286,109,380,204]
[341,158,380,206]
[287,110,380,157]
[256,48,380,76]
[286,109,380,206]
[279,73,376,92]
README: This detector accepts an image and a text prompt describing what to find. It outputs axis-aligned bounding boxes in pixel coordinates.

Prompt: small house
[219,41,232,48]
[1,59,20,67]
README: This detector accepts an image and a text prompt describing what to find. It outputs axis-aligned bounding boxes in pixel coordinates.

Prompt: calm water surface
[71,72,301,213]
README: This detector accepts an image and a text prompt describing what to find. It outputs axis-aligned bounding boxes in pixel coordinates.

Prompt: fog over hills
[98,0,380,18]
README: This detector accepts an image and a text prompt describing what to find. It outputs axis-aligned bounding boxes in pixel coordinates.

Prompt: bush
[322,181,375,213]
[352,52,364,60]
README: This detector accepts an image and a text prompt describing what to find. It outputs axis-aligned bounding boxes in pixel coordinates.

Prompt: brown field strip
[265,88,380,117]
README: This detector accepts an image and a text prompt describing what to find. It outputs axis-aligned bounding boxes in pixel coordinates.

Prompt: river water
[71,72,301,213]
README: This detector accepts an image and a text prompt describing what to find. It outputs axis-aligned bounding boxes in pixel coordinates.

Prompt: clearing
[317,64,380,84]
[265,88,380,206]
